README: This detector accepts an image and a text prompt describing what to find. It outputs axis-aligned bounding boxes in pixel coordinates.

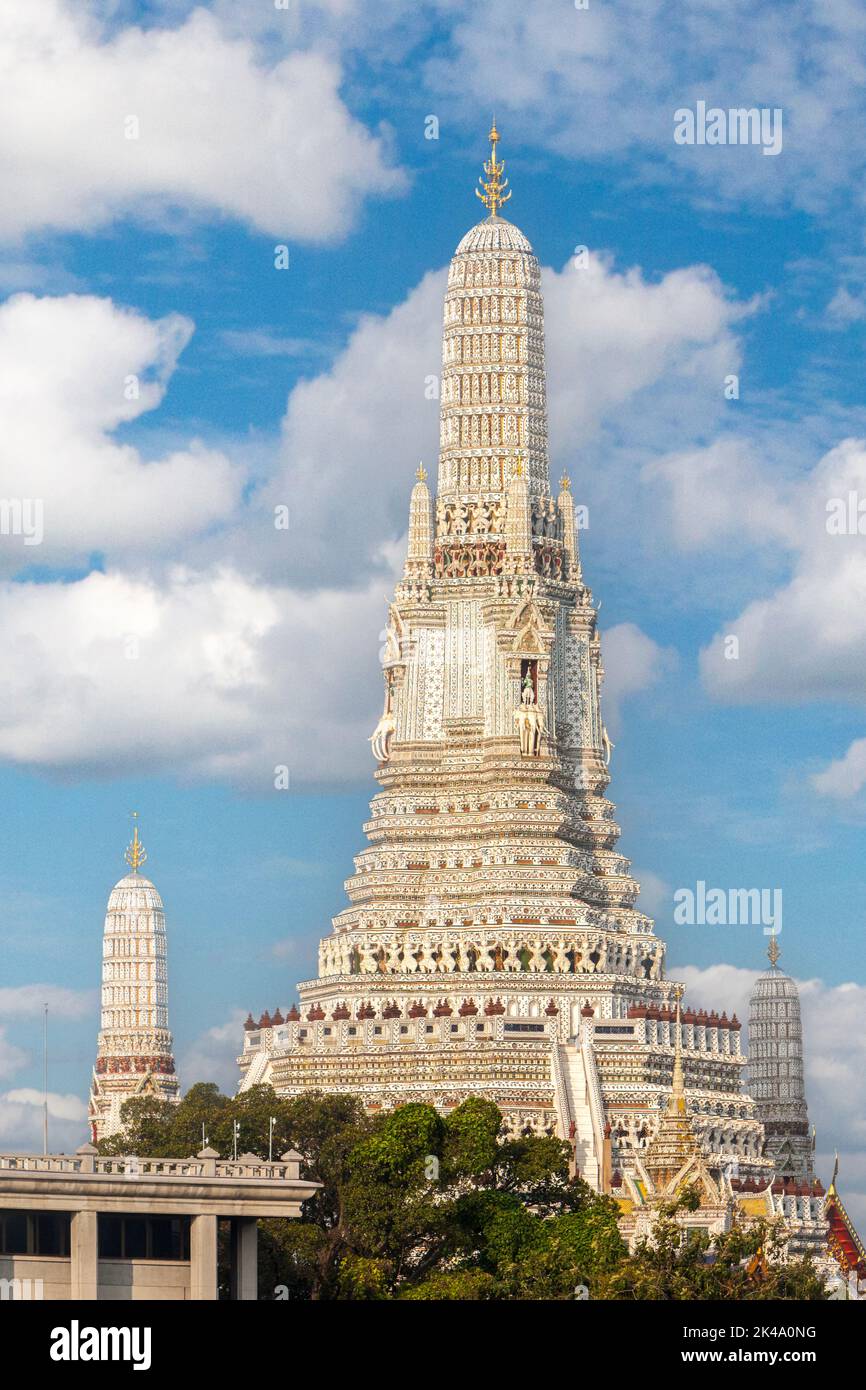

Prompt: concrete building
[0,1144,317,1301]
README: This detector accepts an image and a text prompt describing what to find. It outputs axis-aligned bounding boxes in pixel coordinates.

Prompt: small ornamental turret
[404,462,434,584]
[243,1013,256,1032]
[505,455,533,566]
[557,473,581,579]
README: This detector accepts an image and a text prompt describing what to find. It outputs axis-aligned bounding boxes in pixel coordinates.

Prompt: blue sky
[1,0,865,1212]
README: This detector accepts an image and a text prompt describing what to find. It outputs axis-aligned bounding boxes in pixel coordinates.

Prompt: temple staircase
[557,1042,602,1189]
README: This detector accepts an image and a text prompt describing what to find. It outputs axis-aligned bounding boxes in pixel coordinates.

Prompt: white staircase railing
[580,1029,607,1189]
[238,1046,270,1093]
[551,1039,573,1140]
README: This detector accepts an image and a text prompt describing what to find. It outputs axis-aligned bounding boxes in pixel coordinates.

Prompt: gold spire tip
[416,461,427,483]
[124,812,147,874]
[767,934,781,968]
[476,121,511,217]
[559,472,571,492]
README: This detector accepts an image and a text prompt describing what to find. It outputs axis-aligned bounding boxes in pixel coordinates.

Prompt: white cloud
[180,1012,247,1095]
[699,438,866,705]
[812,738,866,800]
[422,0,866,212]
[0,2,401,242]
[545,257,745,452]
[601,622,677,730]
[220,329,325,359]
[0,1029,27,1082]
[0,561,393,785]
[645,437,797,552]
[825,286,866,327]
[633,869,671,921]
[0,1088,88,1152]
[0,985,94,1020]
[0,293,243,570]
[262,269,444,588]
[0,238,749,784]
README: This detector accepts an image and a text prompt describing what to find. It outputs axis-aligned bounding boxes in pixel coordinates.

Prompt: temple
[89,817,179,1143]
[239,126,766,1178]
[237,128,862,1281]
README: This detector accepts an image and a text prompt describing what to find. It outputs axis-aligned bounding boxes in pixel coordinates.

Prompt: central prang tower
[239,128,770,1190]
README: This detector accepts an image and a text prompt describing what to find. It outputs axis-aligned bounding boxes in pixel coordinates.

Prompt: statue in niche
[515,698,545,756]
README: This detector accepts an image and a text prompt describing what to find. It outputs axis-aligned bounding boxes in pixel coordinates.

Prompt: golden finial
[476,120,512,217]
[767,934,781,968]
[416,461,427,483]
[559,473,571,492]
[124,812,147,874]
[514,455,525,479]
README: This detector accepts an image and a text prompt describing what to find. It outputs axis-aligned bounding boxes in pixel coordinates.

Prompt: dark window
[150,1218,187,1261]
[36,1213,70,1257]
[124,1218,147,1260]
[0,1210,70,1257]
[99,1215,122,1258]
[98,1214,190,1261]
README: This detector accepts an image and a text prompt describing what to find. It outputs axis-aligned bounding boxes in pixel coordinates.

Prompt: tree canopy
[99,1084,827,1301]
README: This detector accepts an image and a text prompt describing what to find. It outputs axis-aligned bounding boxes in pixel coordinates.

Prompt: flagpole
[42,1003,49,1155]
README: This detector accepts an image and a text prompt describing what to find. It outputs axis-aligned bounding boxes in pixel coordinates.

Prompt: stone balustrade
[318,927,664,981]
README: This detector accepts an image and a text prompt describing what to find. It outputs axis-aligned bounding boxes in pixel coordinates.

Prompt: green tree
[100,1086,828,1301]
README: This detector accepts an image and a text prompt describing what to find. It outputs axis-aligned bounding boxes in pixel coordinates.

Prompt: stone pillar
[190,1214,218,1300]
[70,1209,98,1300]
[229,1218,258,1301]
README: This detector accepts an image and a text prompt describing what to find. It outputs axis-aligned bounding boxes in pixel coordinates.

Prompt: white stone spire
[240,130,769,1196]
[748,935,813,1179]
[437,131,549,507]
[89,817,179,1143]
